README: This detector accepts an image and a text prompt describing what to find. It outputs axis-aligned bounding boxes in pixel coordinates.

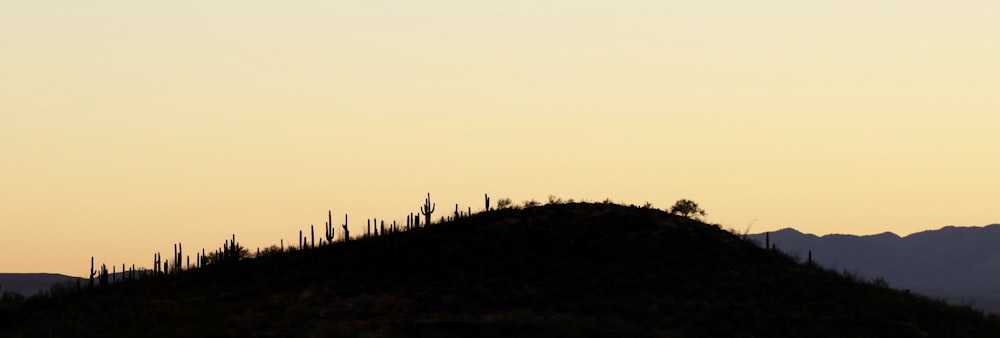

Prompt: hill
[3,203,999,337]
[0,274,82,297]
[750,225,1000,313]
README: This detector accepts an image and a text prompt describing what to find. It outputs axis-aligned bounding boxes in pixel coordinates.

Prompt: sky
[2,1,998,277]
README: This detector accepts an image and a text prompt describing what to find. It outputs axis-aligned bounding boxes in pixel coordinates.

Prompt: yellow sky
[2,1,998,276]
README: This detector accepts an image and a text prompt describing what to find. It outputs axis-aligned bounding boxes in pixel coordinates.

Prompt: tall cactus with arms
[325,210,335,245]
[421,193,436,226]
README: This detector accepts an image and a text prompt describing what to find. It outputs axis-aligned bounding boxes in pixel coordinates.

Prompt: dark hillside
[4,203,999,337]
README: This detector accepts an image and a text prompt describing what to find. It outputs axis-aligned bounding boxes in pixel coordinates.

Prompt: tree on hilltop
[670,199,706,219]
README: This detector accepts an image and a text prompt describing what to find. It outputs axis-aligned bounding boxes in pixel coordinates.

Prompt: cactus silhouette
[90,257,96,288]
[221,234,242,263]
[154,253,161,276]
[174,243,183,273]
[325,210,335,245]
[421,193,436,226]
[342,214,350,242]
[99,264,109,286]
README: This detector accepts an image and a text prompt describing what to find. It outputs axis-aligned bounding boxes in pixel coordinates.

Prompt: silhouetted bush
[546,195,563,205]
[496,198,514,210]
[259,245,284,257]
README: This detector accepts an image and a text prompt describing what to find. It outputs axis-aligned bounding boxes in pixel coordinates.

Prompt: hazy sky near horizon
[2,1,998,276]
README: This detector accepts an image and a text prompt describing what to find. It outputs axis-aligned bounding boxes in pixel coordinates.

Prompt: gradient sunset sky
[2,1,998,276]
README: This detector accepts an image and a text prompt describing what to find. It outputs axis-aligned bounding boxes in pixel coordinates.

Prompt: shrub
[496,198,514,210]
[547,195,564,205]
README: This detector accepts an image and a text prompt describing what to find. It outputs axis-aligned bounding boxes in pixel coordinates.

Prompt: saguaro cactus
[485,193,491,211]
[421,193,436,226]
[174,243,183,272]
[342,214,350,241]
[90,257,96,288]
[325,210,335,245]
[99,264,109,286]
[154,253,161,276]
[222,234,242,262]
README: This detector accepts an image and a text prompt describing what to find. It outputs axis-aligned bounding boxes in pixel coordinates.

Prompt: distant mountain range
[0,273,83,296]
[750,224,1000,313]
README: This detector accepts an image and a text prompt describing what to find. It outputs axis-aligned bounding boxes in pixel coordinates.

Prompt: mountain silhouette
[0,273,82,296]
[4,203,999,337]
[751,225,1000,312]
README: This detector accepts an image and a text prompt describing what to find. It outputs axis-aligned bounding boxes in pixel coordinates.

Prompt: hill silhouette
[3,203,999,337]
[0,273,82,297]
[751,225,1000,313]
